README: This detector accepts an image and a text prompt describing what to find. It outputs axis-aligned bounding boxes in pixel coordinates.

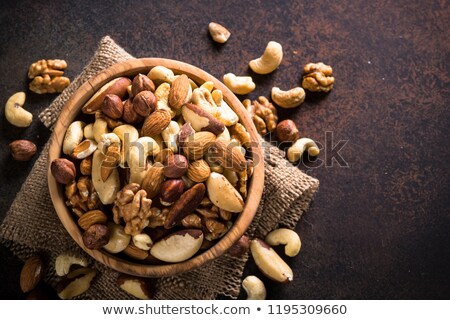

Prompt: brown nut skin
[276,120,300,143]
[123,98,144,124]
[181,103,225,135]
[102,94,124,119]
[82,224,110,250]
[51,158,77,184]
[20,255,44,293]
[164,183,206,229]
[133,90,157,117]
[9,140,37,161]
[141,109,171,136]
[160,179,185,204]
[164,154,188,178]
[228,235,250,257]
[132,73,156,97]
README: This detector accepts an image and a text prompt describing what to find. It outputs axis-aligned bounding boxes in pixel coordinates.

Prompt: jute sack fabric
[0,36,319,299]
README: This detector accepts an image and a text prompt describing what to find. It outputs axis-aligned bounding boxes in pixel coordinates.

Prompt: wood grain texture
[48,58,264,277]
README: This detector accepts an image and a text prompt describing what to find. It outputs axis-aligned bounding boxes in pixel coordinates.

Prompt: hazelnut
[228,234,250,257]
[122,98,144,124]
[164,154,188,178]
[154,148,174,165]
[51,158,76,184]
[160,179,185,205]
[133,91,157,117]
[82,224,110,250]
[131,73,155,97]
[276,120,300,143]
[9,140,37,161]
[102,94,123,119]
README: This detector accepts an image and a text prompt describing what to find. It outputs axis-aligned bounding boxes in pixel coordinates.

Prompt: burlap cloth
[0,36,319,299]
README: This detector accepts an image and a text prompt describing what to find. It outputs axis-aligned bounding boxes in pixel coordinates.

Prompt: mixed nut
[51,67,253,265]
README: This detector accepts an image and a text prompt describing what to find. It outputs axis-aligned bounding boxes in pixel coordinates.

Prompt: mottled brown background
[0,0,449,299]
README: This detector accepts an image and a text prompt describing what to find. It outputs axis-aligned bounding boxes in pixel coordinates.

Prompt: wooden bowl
[47,58,264,277]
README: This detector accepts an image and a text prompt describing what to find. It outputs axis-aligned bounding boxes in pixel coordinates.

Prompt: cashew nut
[92,150,120,204]
[287,138,320,163]
[55,253,88,276]
[211,89,239,126]
[161,121,180,153]
[217,126,231,141]
[242,275,266,300]
[154,82,175,118]
[5,92,32,127]
[63,121,86,155]
[249,41,283,74]
[128,136,161,184]
[147,66,176,85]
[208,22,231,43]
[93,112,109,143]
[265,228,301,257]
[97,133,121,154]
[132,233,153,251]
[223,73,255,95]
[271,86,305,109]
[191,87,217,113]
[200,81,214,92]
[83,123,94,140]
[113,124,139,167]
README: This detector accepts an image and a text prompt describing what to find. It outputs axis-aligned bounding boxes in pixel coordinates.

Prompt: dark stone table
[0,0,448,299]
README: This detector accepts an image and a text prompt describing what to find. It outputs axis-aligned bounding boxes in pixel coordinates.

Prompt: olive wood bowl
[48,58,264,277]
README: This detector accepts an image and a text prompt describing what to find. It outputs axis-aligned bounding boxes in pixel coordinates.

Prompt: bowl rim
[47,57,264,277]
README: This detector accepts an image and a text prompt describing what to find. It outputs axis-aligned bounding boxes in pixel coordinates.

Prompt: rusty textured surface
[0,0,449,299]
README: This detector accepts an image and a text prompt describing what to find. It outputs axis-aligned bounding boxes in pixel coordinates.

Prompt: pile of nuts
[51,66,253,265]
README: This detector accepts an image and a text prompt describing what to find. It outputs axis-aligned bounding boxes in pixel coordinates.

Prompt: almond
[183,131,216,160]
[168,74,192,109]
[123,243,149,260]
[141,163,165,198]
[9,140,37,161]
[187,159,211,182]
[20,256,44,293]
[207,137,246,172]
[78,210,108,230]
[82,77,131,114]
[141,109,171,137]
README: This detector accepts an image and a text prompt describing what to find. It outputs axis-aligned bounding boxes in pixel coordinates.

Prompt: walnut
[147,207,170,228]
[28,59,67,78]
[302,62,334,92]
[65,177,101,217]
[243,96,278,135]
[28,59,70,94]
[229,123,251,148]
[181,214,203,229]
[237,168,248,198]
[29,74,70,94]
[205,219,228,240]
[112,183,154,235]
